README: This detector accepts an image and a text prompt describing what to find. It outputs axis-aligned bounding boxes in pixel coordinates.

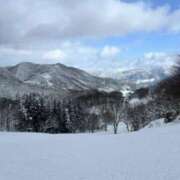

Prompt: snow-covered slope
[145,118,180,129]
[0,54,177,97]
[0,62,124,98]
[1,124,180,180]
[0,66,62,98]
[92,54,178,88]
[6,62,122,92]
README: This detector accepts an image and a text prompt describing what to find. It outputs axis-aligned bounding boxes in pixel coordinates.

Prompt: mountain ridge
[0,62,123,98]
[0,58,175,98]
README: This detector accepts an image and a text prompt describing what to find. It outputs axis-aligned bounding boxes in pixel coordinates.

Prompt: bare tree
[106,97,126,134]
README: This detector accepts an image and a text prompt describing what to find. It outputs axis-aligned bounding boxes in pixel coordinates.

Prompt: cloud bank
[0,0,179,70]
[0,0,180,47]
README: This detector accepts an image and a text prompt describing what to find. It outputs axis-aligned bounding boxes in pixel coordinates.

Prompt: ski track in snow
[0,124,180,180]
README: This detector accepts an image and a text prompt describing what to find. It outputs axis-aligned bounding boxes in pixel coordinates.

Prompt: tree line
[0,91,125,134]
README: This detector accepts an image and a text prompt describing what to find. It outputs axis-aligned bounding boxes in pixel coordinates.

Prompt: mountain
[0,62,123,98]
[0,55,176,98]
[154,60,180,98]
[0,66,62,98]
[91,54,178,88]
[116,67,166,88]
[8,62,123,91]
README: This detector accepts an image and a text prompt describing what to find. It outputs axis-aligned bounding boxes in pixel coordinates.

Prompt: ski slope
[0,124,180,180]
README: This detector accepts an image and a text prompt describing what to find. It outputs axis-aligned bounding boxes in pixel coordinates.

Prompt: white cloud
[43,49,66,60]
[40,42,122,71]
[0,0,179,68]
[25,0,180,39]
[0,0,180,47]
[143,52,177,75]
[143,52,177,65]
[100,46,121,58]
[144,52,167,59]
[168,9,180,33]
[0,47,32,56]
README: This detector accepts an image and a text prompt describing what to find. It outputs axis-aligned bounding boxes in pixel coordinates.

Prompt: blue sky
[81,0,180,60]
[124,0,180,9]
[83,32,180,60]
[125,0,180,57]
[0,0,179,73]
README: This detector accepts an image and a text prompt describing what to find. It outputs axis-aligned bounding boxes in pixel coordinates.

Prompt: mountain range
[91,54,178,86]
[0,57,176,98]
[0,62,123,98]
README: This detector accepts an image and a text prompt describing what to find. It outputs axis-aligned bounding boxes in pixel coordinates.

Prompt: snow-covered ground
[145,118,180,128]
[1,124,180,180]
[96,123,128,134]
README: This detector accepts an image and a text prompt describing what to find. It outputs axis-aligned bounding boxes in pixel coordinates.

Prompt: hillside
[92,54,177,87]
[8,62,122,90]
[1,124,180,180]
[0,62,124,98]
[0,59,174,98]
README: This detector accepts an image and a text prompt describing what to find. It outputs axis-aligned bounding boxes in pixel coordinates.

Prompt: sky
[0,0,179,73]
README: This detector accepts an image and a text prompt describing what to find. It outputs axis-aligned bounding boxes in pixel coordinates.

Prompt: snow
[136,78,155,85]
[41,73,53,87]
[121,86,133,97]
[95,123,128,135]
[1,124,180,180]
[129,97,151,107]
[98,87,117,92]
[145,118,166,128]
[121,89,131,97]
[145,118,180,129]
[25,79,41,85]
[106,123,128,134]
